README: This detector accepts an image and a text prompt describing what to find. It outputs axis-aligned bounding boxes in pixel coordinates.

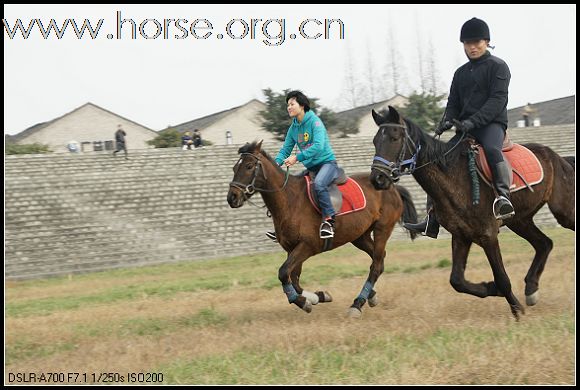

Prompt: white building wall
[201,100,278,146]
[17,104,157,153]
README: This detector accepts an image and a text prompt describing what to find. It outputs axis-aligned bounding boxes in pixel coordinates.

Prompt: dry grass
[4,228,575,385]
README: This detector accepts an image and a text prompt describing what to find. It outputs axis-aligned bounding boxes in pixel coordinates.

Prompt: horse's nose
[227,190,242,208]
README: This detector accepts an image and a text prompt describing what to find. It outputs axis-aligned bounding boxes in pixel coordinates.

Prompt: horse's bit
[229,153,290,197]
[371,122,421,182]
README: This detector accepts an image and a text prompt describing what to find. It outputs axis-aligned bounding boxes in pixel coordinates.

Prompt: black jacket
[115,130,126,144]
[445,51,510,129]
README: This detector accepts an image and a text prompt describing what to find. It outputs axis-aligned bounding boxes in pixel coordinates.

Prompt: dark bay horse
[370,106,575,320]
[227,141,418,317]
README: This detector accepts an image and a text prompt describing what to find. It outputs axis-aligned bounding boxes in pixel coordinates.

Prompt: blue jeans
[310,161,339,219]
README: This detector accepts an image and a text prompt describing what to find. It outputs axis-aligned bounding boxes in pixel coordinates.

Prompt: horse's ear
[256,140,263,152]
[372,109,384,126]
[387,106,401,123]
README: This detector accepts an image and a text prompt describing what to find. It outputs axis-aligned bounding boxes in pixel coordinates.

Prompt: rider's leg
[314,161,339,238]
[471,123,515,219]
[403,196,440,238]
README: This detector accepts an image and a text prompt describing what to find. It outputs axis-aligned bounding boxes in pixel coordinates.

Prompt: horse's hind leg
[507,218,553,306]
[348,227,391,318]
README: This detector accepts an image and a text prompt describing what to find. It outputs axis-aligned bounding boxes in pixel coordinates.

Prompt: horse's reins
[229,153,290,200]
[372,121,466,181]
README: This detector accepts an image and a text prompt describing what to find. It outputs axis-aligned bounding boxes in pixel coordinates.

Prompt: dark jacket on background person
[115,129,126,144]
[444,51,510,129]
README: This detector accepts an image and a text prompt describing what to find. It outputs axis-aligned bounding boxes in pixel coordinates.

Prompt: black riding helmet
[460,17,490,42]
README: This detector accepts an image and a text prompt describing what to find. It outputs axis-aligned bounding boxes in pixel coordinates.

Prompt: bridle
[371,121,466,182]
[371,122,421,183]
[229,152,290,197]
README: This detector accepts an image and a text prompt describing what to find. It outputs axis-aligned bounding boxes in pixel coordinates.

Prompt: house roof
[334,94,408,123]
[507,95,575,127]
[11,102,158,142]
[171,99,265,134]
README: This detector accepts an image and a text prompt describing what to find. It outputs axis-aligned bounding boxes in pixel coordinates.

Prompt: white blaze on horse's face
[228,153,261,208]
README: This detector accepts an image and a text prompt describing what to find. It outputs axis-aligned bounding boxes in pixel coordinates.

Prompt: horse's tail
[563,155,575,170]
[546,152,575,230]
[395,185,418,240]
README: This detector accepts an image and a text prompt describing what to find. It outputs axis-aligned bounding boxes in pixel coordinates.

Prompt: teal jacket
[274,110,336,169]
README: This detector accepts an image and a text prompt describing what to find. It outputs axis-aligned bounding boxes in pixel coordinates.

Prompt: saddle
[472,133,544,192]
[303,168,366,216]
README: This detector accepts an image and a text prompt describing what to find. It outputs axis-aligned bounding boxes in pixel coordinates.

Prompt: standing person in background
[113,124,128,160]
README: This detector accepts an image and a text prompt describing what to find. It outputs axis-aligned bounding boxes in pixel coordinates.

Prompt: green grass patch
[6,228,574,318]
[156,313,575,385]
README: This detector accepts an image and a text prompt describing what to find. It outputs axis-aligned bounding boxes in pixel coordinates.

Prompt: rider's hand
[456,119,475,133]
[284,155,298,167]
[434,120,453,136]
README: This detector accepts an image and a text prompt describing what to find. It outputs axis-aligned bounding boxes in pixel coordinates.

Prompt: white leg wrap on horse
[526,290,539,306]
[302,290,319,305]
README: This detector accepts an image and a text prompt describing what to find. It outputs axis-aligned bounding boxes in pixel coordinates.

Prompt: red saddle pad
[475,143,544,192]
[305,176,367,216]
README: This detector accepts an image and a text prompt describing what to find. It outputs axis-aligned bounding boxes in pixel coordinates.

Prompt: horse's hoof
[510,303,525,320]
[301,290,319,305]
[301,300,313,313]
[368,294,378,307]
[526,291,539,306]
[347,307,362,318]
[316,290,333,303]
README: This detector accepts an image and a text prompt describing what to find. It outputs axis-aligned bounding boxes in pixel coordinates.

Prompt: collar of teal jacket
[291,110,315,127]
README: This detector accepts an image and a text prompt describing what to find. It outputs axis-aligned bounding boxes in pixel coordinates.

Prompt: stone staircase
[5,124,575,279]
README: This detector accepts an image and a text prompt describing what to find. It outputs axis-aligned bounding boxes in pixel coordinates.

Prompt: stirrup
[319,221,334,239]
[493,196,515,220]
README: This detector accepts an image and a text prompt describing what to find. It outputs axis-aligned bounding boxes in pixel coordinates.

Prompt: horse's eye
[246,163,253,170]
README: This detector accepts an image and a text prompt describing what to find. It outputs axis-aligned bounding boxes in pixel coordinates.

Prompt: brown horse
[227,141,418,316]
[370,106,575,320]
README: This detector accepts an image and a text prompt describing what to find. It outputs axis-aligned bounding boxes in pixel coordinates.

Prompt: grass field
[4,227,575,385]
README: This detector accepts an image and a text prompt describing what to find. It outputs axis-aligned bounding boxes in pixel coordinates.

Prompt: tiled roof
[507,95,575,127]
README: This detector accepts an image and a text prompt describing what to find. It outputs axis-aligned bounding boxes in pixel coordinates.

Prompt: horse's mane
[403,117,464,169]
[237,141,284,173]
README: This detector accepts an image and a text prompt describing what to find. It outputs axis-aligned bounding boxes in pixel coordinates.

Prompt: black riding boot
[403,197,440,238]
[491,161,515,220]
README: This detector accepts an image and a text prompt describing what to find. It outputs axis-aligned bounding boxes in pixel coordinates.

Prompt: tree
[147,128,181,148]
[258,89,350,140]
[6,143,52,155]
[398,92,446,132]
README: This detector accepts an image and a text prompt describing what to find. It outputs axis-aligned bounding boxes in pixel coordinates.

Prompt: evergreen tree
[6,143,52,155]
[398,92,446,132]
[147,128,182,148]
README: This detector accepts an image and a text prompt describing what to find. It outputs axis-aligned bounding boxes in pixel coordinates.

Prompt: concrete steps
[5,124,574,279]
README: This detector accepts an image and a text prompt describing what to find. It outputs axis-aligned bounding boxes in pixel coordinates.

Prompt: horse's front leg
[278,244,315,313]
[290,264,333,306]
[450,234,499,297]
[348,228,389,318]
[482,240,525,320]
